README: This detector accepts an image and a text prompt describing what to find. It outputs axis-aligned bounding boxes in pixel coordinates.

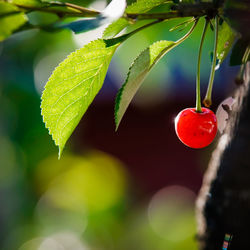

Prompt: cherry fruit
[175,107,217,149]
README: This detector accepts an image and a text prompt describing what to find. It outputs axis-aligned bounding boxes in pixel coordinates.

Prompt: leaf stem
[106,19,164,46]
[196,17,209,113]
[175,18,199,45]
[146,19,199,73]
[203,15,219,107]
[14,2,100,17]
[169,17,196,32]
[63,2,100,15]
[125,19,163,39]
[110,17,198,51]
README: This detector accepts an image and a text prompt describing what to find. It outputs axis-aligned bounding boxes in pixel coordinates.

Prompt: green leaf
[126,0,171,14]
[230,38,250,66]
[103,17,130,39]
[0,2,27,41]
[8,0,45,7]
[103,0,172,39]
[216,19,237,66]
[41,39,119,158]
[115,40,176,129]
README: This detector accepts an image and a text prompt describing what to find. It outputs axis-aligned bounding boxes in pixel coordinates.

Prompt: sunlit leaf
[103,17,130,39]
[8,0,45,7]
[115,40,176,129]
[41,39,120,157]
[0,2,27,41]
[126,0,172,14]
[216,19,237,66]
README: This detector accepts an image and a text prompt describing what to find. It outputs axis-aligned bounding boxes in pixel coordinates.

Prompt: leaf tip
[115,120,120,132]
[114,95,122,132]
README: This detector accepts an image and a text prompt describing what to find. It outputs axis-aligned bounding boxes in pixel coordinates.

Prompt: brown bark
[196,63,250,249]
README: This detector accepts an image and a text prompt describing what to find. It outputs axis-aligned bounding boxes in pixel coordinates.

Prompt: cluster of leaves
[0,0,102,41]
[0,0,249,157]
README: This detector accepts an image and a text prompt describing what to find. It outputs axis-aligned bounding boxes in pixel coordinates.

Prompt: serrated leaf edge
[125,0,172,14]
[41,39,119,158]
[114,40,175,130]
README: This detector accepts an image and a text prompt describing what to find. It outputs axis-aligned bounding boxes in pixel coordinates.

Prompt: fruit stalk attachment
[196,17,209,113]
[203,15,219,107]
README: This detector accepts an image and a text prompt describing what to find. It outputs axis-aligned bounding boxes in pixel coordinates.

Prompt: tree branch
[196,63,250,249]
[126,2,218,20]
[12,2,219,20]
[14,2,100,17]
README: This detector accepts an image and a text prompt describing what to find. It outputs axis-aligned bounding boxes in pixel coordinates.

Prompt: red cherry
[175,107,217,149]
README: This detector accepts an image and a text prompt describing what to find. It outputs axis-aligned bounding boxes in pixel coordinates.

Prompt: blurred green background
[0,1,239,249]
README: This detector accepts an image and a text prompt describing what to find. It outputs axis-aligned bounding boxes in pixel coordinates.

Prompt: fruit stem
[203,15,219,107]
[196,17,209,113]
